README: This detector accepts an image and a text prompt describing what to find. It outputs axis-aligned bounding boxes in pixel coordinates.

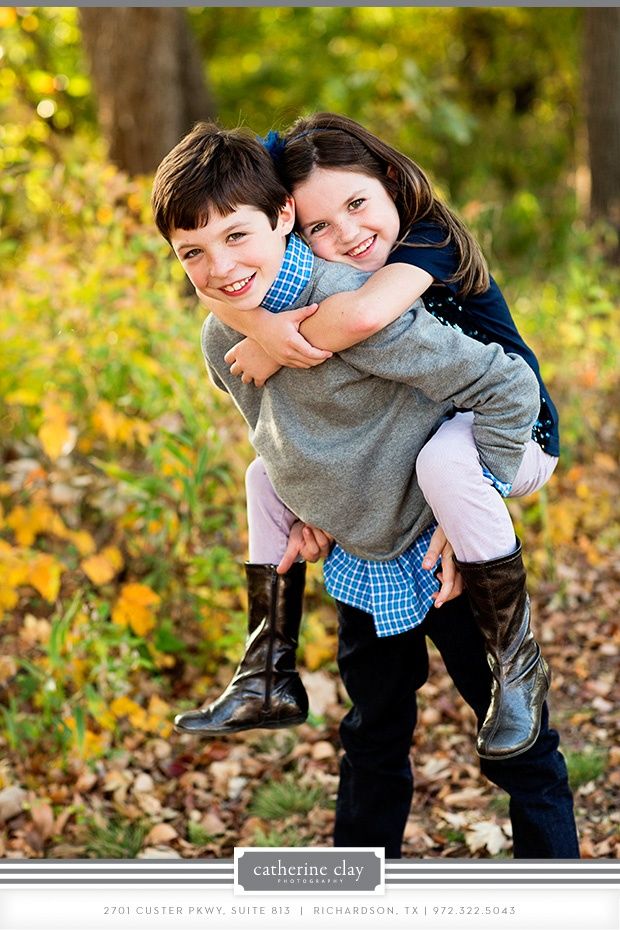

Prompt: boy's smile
[170,201,295,310]
[293,168,401,273]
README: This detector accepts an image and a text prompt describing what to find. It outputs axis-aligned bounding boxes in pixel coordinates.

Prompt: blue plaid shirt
[261,233,314,312]
[324,524,440,637]
[259,233,442,637]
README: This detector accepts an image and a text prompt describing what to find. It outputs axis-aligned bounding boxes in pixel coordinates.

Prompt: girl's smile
[293,168,401,273]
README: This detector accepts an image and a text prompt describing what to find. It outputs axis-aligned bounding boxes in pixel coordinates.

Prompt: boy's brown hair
[152,122,290,243]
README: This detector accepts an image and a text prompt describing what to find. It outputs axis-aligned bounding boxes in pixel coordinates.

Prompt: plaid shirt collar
[261,233,314,313]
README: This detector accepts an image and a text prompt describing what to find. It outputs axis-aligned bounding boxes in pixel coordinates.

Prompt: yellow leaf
[5,388,41,406]
[0,8,17,28]
[7,505,39,546]
[96,205,114,225]
[81,546,123,585]
[112,583,160,637]
[38,402,76,460]
[111,695,141,718]
[69,529,96,556]
[28,554,63,602]
[110,696,148,729]
[6,501,68,547]
[147,694,171,719]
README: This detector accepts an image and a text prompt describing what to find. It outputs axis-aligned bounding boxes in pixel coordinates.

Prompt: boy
[151,123,578,858]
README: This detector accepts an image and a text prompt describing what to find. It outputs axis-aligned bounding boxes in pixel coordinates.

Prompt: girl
[185,113,557,762]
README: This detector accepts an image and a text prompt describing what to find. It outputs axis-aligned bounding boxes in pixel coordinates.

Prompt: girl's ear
[278,196,296,235]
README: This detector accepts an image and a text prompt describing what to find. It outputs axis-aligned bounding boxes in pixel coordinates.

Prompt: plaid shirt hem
[323,524,439,637]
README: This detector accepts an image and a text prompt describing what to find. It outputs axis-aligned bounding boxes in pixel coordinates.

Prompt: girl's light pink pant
[245,412,557,564]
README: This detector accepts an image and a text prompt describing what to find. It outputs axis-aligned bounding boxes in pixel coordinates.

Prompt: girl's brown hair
[281,112,489,297]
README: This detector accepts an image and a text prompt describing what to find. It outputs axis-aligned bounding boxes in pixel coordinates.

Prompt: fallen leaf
[30,802,55,840]
[28,553,63,602]
[465,821,510,855]
[145,823,177,845]
[0,786,27,823]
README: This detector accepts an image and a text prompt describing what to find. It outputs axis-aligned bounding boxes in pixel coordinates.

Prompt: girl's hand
[255,305,333,368]
[277,522,334,574]
[422,525,464,607]
[224,338,280,387]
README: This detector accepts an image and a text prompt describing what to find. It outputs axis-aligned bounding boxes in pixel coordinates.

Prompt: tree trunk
[584,9,620,230]
[79,8,215,175]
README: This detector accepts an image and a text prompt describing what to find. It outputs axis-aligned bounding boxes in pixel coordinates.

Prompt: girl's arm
[199,262,431,362]
[298,263,433,352]
[197,291,331,367]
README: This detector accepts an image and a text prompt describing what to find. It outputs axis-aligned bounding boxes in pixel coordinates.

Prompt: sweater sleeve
[340,305,540,484]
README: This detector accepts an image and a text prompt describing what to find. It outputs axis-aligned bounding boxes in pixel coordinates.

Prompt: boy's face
[170,199,295,311]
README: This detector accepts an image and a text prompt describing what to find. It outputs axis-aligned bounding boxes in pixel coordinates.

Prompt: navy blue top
[387,221,559,456]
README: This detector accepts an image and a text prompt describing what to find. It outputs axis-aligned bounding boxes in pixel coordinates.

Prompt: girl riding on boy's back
[176,113,557,763]
[153,115,578,859]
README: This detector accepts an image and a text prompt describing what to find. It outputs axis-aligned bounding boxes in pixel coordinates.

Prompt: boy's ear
[278,196,296,235]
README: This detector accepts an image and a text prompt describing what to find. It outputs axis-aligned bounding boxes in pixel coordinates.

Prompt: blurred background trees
[79,8,214,174]
[4,7,618,256]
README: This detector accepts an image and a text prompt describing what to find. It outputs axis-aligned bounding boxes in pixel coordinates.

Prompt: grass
[249,774,327,820]
[251,827,304,847]
[85,818,148,859]
[565,749,607,789]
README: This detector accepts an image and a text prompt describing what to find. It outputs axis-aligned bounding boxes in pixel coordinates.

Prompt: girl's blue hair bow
[258,130,287,163]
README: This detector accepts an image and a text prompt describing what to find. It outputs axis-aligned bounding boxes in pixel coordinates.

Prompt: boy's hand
[277,521,334,574]
[224,338,280,387]
[256,305,333,368]
[422,525,464,608]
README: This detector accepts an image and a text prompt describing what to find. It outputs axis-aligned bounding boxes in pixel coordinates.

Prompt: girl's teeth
[349,237,374,256]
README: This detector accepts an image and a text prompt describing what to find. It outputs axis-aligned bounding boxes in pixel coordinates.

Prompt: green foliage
[187,821,214,846]
[251,826,304,847]
[85,818,148,859]
[249,775,327,820]
[1,7,585,264]
[565,749,607,789]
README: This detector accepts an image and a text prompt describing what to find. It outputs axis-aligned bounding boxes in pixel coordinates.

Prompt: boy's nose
[206,252,236,282]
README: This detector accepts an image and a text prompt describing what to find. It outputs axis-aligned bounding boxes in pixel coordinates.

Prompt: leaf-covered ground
[1,400,618,861]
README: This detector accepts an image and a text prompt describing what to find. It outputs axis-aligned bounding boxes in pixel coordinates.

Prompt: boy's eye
[183,248,201,260]
[227,232,246,242]
[309,222,327,236]
[348,198,365,211]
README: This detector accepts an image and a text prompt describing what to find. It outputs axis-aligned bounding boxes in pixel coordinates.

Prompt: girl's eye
[309,222,327,236]
[348,198,365,211]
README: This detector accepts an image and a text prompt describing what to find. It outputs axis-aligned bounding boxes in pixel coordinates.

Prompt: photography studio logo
[234,848,385,895]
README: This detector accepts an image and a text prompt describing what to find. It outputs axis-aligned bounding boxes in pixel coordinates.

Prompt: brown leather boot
[174,562,308,735]
[455,540,550,760]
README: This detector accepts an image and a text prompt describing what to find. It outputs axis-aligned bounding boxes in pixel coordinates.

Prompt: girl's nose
[335,215,359,245]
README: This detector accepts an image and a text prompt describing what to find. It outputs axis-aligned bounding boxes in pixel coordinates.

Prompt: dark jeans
[334,595,580,859]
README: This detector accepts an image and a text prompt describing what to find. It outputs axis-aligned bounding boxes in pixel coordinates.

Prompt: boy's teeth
[349,236,374,256]
[223,276,251,293]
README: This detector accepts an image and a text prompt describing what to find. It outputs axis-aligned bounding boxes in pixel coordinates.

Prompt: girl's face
[293,167,400,273]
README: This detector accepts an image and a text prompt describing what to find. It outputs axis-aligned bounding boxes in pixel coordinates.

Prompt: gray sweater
[202,257,540,560]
